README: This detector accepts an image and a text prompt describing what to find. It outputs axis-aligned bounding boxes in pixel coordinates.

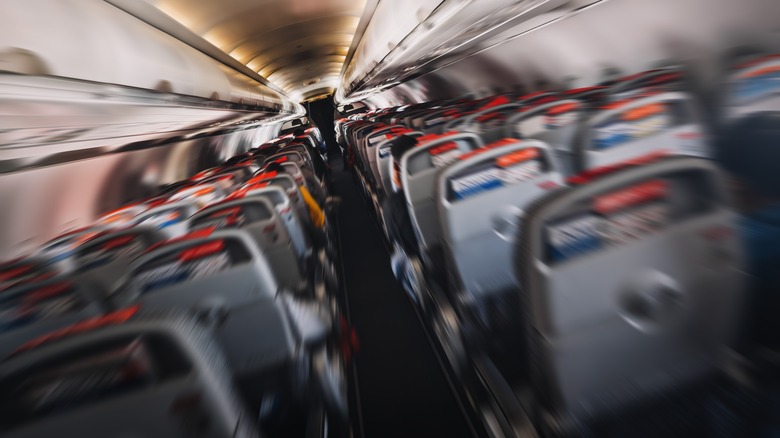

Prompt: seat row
[336,51,780,436]
[0,123,351,437]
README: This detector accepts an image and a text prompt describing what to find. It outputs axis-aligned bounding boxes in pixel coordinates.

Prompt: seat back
[438,139,564,298]
[563,86,610,111]
[0,278,106,360]
[189,199,303,292]
[575,92,709,173]
[0,310,264,437]
[0,257,57,293]
[259,174,310,228]
[401,132,483,253]
[517,157,745,422]
[365,126,409,188]
[417,108,463,133]
[241,185,310,259]
[74,227,165,294]
[133,200,198,239]
[37,227,108,274]
[121,231,295,375]
[123,231,278,308]
[505,99,585,176]
[264,151,309,171]
[359,125,394,170]
[722,54,780,120]
[375,131,423,197]
[609,65,685,102]
[282,143,317,168]
[168,183,227,208]
[443,103,523,143]
[351,123,382,151]
[252,163,307,198]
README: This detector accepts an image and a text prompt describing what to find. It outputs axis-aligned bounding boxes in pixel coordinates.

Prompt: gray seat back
[723,55,780,119]
[168,183,227,208]
[264,150,308,170]
[443,103,522,143]
[576,92,709,173]
[122,231,278,307]
[74,226,165,294]
[608,66,685,102]
[362,125,403,179]
[517,157,746,421]
[279,162,306,187]
[133,200,199,239]
[438,139,564,298]
[36,226,109,275]
[363,125,408,183]
[261,174,311,228]
[242,185,310,259]
[401,132,483,253]
[282,143,317,167]
[0,278,106,360]
[351,123,381,150]
[417,109,461,133]
[505,99,585,177]
[120,231,295,376]
[188,198,303,292]
[0,311,263,438]
[375,131,423,197]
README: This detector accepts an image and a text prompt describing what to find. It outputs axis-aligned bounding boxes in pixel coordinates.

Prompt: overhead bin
[0,0,304,173]
[0,0,300,112]
[337,0,571,104]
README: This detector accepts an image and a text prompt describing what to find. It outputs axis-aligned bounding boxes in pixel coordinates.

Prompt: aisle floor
[331,159,475,438]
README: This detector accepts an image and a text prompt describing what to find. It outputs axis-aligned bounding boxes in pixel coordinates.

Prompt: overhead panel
[335,0,583,104]
[144,0,367,102]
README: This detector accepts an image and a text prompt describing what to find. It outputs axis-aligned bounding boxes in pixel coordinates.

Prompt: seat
[254,174,312,231]
[263,151,310,173]
[282,143,320,173]
[400,132,484,256]
[573,91,710,173]
[114,230,344,422]
[516,157,746,429]
[608,65,686,103]
[188,198,304,294]
[116,231,298,377]
[73,226,166,295]
[132,199,199,239]
[504,99,585,177]
[563,85,610,111]
[0,278,107,360]
[361,126,402,182]
[416,108,464,133]
[374,131,423,198]
[437,139,565,314]
[722,54,780,120]
[238,184,311,261]
[0,309,262,438]
[167,182,228,209]
[36,226,110,275]
[443,103,523,144]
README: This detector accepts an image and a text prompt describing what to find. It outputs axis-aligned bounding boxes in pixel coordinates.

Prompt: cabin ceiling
[143,0,368,102]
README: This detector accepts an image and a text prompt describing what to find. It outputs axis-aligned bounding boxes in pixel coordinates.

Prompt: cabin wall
[0,125,279,259]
